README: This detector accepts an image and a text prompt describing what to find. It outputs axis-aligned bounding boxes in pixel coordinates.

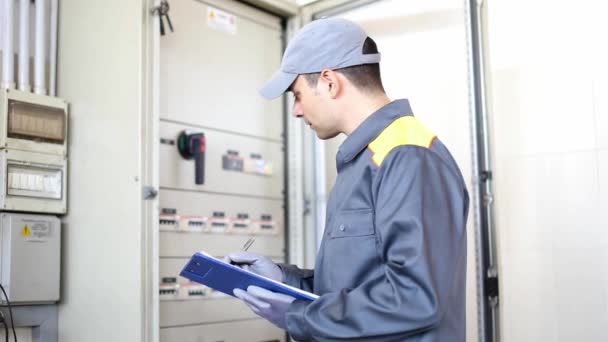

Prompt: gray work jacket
[279,99,469,342]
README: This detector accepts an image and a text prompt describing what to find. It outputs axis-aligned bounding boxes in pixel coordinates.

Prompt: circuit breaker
[0,213,61,304]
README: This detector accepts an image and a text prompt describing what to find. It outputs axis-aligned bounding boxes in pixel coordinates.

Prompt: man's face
[290,75,340,140]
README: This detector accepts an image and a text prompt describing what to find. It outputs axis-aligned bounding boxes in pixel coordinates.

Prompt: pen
[242,237,255,251]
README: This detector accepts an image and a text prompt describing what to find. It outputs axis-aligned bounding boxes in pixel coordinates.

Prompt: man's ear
[319,69,341,98]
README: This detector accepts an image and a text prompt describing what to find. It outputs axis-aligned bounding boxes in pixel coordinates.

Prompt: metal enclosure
[158,0,285,340]
[0,213,61,304]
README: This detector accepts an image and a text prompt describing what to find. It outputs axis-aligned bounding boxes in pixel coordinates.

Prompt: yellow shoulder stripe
[368,116,436,167]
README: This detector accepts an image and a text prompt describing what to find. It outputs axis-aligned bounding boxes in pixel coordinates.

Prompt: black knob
[177,131,206,185]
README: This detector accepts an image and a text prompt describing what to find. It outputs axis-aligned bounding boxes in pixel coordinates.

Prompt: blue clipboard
[180,251,318,301]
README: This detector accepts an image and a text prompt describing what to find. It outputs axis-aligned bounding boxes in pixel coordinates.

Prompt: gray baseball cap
[259,18,381,99]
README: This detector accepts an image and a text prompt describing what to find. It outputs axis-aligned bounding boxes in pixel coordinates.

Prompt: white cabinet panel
[160,232,284,258]
[160,297,257,327]
[160,319,284,342]
[160,0,283,140]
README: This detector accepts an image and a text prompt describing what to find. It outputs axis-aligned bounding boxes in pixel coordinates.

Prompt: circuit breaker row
[158,189,284,309]
[159,188,284,255]
[158,120,285,338]
[159,211,278,235]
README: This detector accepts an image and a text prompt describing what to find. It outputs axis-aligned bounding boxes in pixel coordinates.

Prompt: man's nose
[292,101,303,118]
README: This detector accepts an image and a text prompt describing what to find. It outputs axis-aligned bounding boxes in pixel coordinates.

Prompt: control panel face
[157,0,284,339]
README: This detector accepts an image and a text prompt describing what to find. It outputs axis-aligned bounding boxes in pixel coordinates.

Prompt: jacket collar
[336,99,413,170]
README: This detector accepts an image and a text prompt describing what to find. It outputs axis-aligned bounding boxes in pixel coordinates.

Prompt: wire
[0,285,16,342]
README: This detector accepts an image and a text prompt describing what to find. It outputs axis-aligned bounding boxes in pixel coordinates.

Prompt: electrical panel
[0,89,67,309]
[158,0,285,340]
[158,122,286,332]
[0,89,68,214]
[0,213,61,304]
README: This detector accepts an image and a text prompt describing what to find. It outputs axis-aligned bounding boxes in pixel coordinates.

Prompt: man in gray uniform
[227,18,469,341]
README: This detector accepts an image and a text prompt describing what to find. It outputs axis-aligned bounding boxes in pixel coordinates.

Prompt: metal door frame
[464,0,499,341]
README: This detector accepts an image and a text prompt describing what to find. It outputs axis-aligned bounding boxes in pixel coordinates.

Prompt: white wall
[487,0,608,341]
[57,0,147,341]
[331,1,479,341]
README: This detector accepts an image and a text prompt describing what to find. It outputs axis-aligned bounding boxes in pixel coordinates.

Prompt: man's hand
[224,252,283,282]
[234,286,295,330]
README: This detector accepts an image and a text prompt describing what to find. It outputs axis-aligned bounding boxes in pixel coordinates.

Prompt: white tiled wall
[499,248,558,341]
[599,151,608,241]
[599,151,608,322]
[491,66,596,156]
[593,76,608,150]
[488,1,608,341]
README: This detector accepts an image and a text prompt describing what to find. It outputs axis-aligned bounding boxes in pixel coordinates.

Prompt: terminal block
[182,282,207,299]
[208,211,229,233]
[255,214,277,235]
[159,213,179,231]
[229,213,251,234]
[159,277,180,300]
[179,216,207,232]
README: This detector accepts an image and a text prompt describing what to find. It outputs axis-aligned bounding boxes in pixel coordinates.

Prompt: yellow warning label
[21,225,31,236]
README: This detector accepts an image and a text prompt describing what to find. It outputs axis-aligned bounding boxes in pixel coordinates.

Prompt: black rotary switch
[177,131,206,185]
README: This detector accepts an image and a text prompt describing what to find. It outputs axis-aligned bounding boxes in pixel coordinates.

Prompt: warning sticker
[207,6,237,35]
[22,221,50,242]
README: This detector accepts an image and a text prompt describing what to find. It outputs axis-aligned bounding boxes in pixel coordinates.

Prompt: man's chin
[315,130,339,140]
